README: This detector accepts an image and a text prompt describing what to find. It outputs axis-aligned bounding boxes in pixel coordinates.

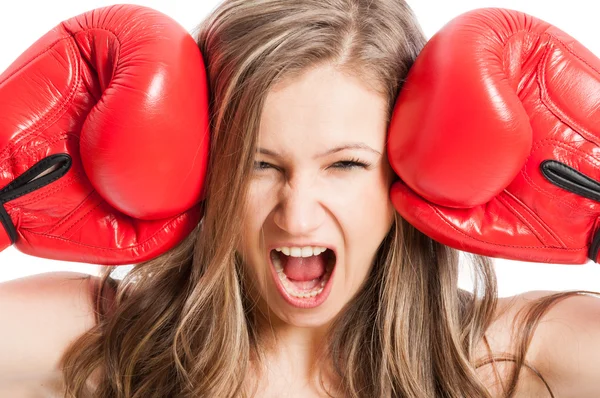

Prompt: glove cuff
[589,221,600,263]
[0,205,14,251]
[0,154,72,252]
[0,177,19,250]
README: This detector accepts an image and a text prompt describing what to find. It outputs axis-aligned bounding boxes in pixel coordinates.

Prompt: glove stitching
[46,189,97,236]
[416,27,595,257]
[589,218,600,261]
[4,137,79,206]
[531,139,600,168]
[0,205,17,244]
[16,170,80,206]
[497,191,565,248]
[0,155,71,243]
[14,24,123,213]
[0,133,72,173]
[2,24,126,163]
[22,212,188,252]
[541,160,600,202]
[77,27,123,88]
[7,169,77,206]
[1,163,73,204]
[521,138,599,215]
[0,24,124,163]
[546,31,600,77]
[0,33,73,88]
[1,134,73,181]
[0,19,183,256]
[429,203,584,251]
[4,145,117,238]
[51,195,102,239]
[0,35,80,162]
[5,171,78,210]
[507,188,566,246]
[538,32,600,147]
[495,193,547,246]
[501,30,600,94]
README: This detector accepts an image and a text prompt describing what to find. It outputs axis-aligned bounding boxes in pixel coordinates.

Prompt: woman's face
[238,64,395,328]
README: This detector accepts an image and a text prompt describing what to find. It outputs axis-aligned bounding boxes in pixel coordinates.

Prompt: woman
[2,0,600,397]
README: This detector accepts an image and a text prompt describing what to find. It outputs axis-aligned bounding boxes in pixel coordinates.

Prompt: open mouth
[270,247,336,300]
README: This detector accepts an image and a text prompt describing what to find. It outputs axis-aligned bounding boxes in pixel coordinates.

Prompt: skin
[3,61,600,398]
[237,63,396,394]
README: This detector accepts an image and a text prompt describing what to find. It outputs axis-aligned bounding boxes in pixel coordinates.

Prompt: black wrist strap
[0,154,71,244]
[540,159,600,262]
[590,226,600,262]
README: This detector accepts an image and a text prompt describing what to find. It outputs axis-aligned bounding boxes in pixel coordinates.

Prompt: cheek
[238,184,261,255]
[242,180,273,230]
[239,179,278,261]
[334,168,394,276]
[338,167,394,232]
[237,184,270,291]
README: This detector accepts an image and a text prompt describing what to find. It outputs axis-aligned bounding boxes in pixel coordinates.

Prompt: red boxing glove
[0,5,209,265]
[388,8,600,264]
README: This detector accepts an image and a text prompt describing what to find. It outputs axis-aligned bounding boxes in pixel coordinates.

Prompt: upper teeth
[275,246,327,257]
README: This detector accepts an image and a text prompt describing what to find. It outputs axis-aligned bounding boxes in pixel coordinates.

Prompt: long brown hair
[60,0,590,396]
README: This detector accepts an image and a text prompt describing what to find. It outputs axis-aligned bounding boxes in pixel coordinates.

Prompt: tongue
[280,252,326,281]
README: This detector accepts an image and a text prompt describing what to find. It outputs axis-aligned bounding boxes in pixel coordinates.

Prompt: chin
[269,301,343,329]
[262,280,350,330]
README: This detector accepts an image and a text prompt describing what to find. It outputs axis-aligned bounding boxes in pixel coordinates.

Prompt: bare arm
[483,290,600,397]
[526,291,600,398]
[0,272,98,383]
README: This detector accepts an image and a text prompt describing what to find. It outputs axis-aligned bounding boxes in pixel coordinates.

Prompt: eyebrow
[257,143,382,158]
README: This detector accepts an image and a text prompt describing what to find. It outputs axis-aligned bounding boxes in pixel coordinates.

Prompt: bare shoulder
[0,272,107,382]
[481,290,600,397]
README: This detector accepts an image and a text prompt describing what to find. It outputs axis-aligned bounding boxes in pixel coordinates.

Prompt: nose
[273,176,326,236]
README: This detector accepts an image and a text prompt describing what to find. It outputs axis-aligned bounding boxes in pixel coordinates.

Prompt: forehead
[259,65,388,150]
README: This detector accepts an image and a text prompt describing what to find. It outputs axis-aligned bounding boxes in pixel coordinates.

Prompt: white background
[1,1,599,297]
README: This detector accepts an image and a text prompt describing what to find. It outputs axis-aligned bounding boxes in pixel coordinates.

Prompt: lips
[268,246,337,309]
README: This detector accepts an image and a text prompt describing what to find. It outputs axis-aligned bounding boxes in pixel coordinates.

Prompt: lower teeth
[279,272,329,298]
